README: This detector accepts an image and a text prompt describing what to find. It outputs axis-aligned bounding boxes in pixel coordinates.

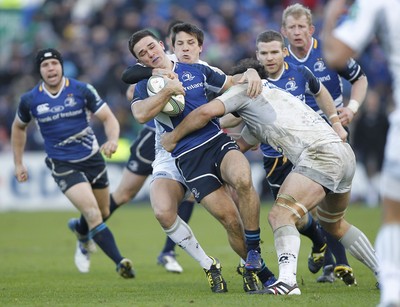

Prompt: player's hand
[100,140,118,158]
[337,106,355,126]
[332,122,348,142]
[238,68,262,98]
[15,164,28,182]
[161,132,177,152]
[164,78,185,96]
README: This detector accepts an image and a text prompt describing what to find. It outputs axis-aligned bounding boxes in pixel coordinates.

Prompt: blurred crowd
[0,0,394,199]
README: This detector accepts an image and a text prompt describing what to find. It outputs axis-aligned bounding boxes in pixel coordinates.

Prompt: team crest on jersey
[285,80,298,92]
[182,71,195,82]
[313,60,326,72]
[36,103,50,114]
[64,95,77,107]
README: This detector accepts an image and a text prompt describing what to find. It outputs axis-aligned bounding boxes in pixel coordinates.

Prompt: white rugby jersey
[219,81,342,166]
[333,0,400,111]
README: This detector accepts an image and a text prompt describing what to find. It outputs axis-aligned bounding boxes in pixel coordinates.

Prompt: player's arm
[161,99,226,152]
[219,113,243,129]
[95,105,120,158]
[131,77,184,123]
[11,117,29,182]
[223,68,262,98]
[314,85,348,142]
[337,60,368,125]
[122,64,178,84]
[322,0,356,69]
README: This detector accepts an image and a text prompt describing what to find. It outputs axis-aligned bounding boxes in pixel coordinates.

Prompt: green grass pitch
[0,202,381,306]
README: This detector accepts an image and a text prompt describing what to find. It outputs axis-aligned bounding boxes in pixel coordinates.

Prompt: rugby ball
[147,75,185,116]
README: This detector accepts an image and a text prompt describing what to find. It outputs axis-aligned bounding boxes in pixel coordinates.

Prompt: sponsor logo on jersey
[50,105,64,113]
[36,103,50,114]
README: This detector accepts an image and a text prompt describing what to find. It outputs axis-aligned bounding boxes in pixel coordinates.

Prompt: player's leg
[264,156,328,276]
[376,122,400,306]
[158,195,195,273]
[220,149,262,270]
[318,192,379,283]
[66,183,134,278]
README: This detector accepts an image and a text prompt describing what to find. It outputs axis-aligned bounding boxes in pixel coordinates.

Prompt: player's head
[35,48,64,78]
[166,20,183,52]
[128,29,168,68]
[256,30,287,77]
[231,58,268,79]
[171,22,204,64]
[281,3,314,48]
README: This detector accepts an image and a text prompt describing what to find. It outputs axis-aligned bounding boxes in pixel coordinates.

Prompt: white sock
[340,225,379,277]
[164,216,213,269]
[274,225,300,286]
[375,224,400,306]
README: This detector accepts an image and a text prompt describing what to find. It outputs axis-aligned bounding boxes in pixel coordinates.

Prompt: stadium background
[0,0,393,210]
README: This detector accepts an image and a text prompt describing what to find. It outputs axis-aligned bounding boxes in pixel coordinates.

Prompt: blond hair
[282,3,313,27]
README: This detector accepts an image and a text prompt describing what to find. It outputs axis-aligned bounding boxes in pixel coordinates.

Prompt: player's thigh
[201,186,242,227]
[113,168,148,204]
[150,178,185,226]
[220,150,252,187]
[65,182,102,224]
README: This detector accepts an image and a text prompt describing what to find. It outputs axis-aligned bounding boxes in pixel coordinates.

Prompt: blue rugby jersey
[260,62,321,158]
[285,37,362,115]
[17,77,105,161]
[133,61,227,158]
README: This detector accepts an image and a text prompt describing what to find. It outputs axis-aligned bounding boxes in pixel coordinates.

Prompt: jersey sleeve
[333,0,381,53]
[16,94,32,124]
[121,64,153,84]
[337,58,366,84]
[298,65,321,95]
[217,84,248,115]
[193,63,227,94]
[84,83,106,114]
[241,125,259,146]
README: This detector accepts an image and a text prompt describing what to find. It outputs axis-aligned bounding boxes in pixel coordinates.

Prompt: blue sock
[245,228,261,252]
[298,213,326,252]
[257,260,275,283]
[322,228,349,266]
[161,200,195,254]
[90,223,123,264]
[103,194,119,222]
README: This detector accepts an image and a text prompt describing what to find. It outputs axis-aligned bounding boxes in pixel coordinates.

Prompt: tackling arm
[322,0,357,69]
[161,99,226,152]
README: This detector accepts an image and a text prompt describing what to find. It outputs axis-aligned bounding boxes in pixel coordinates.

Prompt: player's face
[281,14,314,49]
[173,31,202,64]
[40,59,63,88]
[134,36,168,68]
[256,40,286,78]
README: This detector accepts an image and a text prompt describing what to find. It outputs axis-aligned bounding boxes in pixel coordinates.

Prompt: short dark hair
[230,58,268,79]
[167,20,183,38]
[256,30,285,49]
[171,23,204,47]
[128,29,160,58]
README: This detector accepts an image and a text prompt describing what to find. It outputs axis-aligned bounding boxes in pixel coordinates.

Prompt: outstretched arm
[322,0,356,69]
[161,99,226,152]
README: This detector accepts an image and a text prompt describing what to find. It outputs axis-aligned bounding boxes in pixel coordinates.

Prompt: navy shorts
[126,127,155,176]
[45,151,109,193]
[176,133,239,202]
[263,156,293,199]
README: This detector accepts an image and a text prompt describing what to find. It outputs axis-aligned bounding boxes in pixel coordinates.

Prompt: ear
[309,24,315,36]
[281,26,287,38]
[159,41,165,50]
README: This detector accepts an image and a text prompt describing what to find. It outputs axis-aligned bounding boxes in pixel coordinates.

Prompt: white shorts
[381,110,400,201]
[151,149,191,199]
[293,142,356,193]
